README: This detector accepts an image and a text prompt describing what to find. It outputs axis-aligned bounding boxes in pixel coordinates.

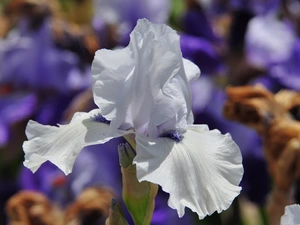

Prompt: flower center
[160,130,183,142]
[90,113,110,124]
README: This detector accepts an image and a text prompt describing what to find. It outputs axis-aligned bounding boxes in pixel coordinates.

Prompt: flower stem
[105,199,128,225]
[118,142,158,225]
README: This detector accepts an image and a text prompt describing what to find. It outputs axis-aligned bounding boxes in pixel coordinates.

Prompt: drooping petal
[133,125,243,219]
[23,109,131,175]
[280,204,300,225]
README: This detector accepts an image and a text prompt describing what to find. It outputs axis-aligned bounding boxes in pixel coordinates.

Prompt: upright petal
[92,47,134,122]
[133,125,243,219]
[92,19,200,137]
[133,19,197,135]
[129,25,182,136]
[23,109,131,175]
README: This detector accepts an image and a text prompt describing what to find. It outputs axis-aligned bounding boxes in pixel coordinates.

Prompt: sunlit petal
[92,19,200,137]
[134,125,243,219]
[23,109,131,175]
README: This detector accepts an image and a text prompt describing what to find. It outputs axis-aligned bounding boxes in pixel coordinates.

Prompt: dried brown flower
[223,85,300,225]
[64,186,115,225]
[5,190,63,225]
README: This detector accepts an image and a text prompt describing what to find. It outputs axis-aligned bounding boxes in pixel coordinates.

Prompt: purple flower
[0,19,90,93]
[230,0,280,15]
[181,7,221,43]
[180,34,222,75]
[0,93,37,146]
[92,0,170,46]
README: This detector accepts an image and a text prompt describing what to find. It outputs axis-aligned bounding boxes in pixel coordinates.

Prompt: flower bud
[118,143,158,225]
[105,199,128,225]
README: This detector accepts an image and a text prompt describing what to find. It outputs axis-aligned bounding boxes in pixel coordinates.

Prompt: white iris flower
[23,19,243,219]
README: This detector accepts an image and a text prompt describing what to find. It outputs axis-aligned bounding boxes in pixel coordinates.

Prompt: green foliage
[168,0,186,30]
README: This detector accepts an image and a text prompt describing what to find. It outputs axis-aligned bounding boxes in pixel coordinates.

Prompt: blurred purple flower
[0,18,91,93]
[230,0,280,15]
[181,6,221,43]
[268,39,300,91]
[180,34,222,75]
[92,0,170,46]
[245,12,300,92]
[0,93,37,146]
[245,13,296,69]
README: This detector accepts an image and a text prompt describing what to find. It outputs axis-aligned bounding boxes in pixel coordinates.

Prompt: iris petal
[23,109,131,175]
[92,19,200,137]
[92,47,134,123]
[133,125,243,219]
[183,58,200,83]
[281,204,300,225]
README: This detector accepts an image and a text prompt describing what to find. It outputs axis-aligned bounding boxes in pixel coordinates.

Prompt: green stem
[259,206,269,225]
[118,142,158,225]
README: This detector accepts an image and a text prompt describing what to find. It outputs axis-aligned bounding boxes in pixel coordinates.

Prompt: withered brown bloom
[63,186,115,225]
[5,190,63,225]
[223,85,300,225]
[3,0,99,63]
[6,187,115,225]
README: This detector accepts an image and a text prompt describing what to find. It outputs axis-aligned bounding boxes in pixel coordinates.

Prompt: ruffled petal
[130,23,182,136]
[134,125,243,219]
[280,204,300,225]
[23,109,131,175]
[92,47,134,122]
[130,19,198,136]
[183,58,200,83]
[92,19,200,137]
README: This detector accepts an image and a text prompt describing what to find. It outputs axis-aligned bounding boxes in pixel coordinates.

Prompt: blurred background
[1,0,300,224]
